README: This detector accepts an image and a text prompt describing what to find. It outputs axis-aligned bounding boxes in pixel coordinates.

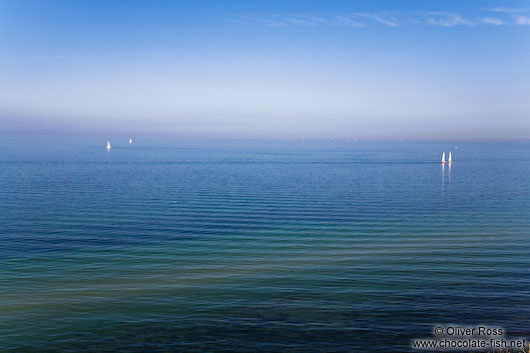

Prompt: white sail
[106,141,111,150]
[448,152,452,163]
[129,137,133,144]
[441,152,446,163]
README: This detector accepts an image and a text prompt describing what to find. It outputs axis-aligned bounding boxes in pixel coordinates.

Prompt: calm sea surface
[1,136,530,352]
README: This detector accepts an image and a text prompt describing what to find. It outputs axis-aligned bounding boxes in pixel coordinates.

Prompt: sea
[1,135,530,352]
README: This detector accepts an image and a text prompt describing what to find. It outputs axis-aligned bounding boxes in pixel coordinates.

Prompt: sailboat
[106,141,111,150]
[129,137,133,144]
[448,152,452,164]
[441,152,446,164]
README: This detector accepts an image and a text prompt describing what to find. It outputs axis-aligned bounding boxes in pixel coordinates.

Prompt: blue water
[1,136,530,352]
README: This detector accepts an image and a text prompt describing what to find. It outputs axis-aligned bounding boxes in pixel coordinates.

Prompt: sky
[0,0,529,139]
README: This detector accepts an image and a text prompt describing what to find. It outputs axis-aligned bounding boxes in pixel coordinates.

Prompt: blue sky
[1,0,529,139]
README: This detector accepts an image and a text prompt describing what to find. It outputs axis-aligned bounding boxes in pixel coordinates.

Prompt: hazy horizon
[1,0,529,139]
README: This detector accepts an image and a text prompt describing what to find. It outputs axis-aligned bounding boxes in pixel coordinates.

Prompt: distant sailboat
[448,152,452,164]
[441,152,446,164]
[106,141,111,150]
[129,137,133,144]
